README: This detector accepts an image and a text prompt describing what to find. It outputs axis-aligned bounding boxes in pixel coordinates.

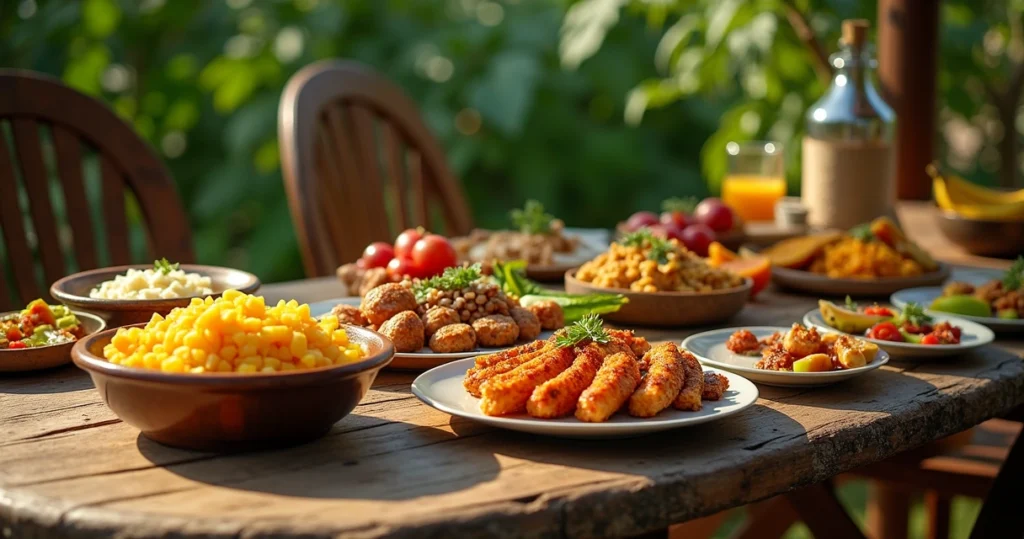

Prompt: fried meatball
[378,311,425,353]
[429,323,477,353]
[422,306,461,337]
[331,304,367,327]
[527,300,564,330]
[472,314,520,347]
[509,306,541,341]
[361,283,417,326]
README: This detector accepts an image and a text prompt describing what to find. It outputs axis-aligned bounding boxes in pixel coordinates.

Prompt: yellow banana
[929,164,1024,220]
[943,174,1024,205]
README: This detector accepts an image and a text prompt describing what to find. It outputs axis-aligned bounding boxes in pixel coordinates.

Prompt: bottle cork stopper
[842,19,869,48]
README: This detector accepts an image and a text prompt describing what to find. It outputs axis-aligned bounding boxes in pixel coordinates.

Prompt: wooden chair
[0,70,193,310]
[278,60,473,277]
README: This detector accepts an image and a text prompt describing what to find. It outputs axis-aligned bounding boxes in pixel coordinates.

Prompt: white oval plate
[410,357,759,439]
[802,309,995,359]
[682,326,889,388]
[891,287,1024,333]
[310,298,554,369]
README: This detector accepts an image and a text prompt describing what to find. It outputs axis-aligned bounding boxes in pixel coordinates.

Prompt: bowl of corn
[72,290,394,451]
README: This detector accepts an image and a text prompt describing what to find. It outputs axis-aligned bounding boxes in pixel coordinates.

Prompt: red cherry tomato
[694,198,736,233]
[867,321,903,342]
[680,224,715,256]
[8,341,27,349]
[411,234,458,277]
[394,228,424,260]
[361,242,395,269]
[920,334,940,345]
[386,257,417,280]
[863,306,894,317]
[625,211,660,232]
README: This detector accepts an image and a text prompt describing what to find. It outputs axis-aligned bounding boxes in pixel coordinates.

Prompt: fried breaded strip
[576,352,641,422]
[607,329,651,359]
[479,346,575,416]
[672,350,704,411]
[527,343,604,419]
[463,341,555,397]
[701,372,729,401]
[472,339,549,369]
[628,343,686,418]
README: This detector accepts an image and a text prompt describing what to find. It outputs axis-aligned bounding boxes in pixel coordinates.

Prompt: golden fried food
[472,339,549,369]
[576,351,641,422]
[832,334,878,369]
[576,237,743,293]
[526,300,565,330]
[509,306,542,341]
[810,238,923,278]
[331,304,367,327]
[672,350,704,411]
[726,329,760,355]
[480,346,575,416]
[782,323,821,357]
[473,314,520,347]
[527,344,604,418]
[378,310,425,353]
[607,329,651,359]
[360,283,417,326]
[755,342,795,371]
[422,306,460,337]
[628,343,686,418]
[463,341,555,397]
[429,323,476,353]
[701,372,729,401]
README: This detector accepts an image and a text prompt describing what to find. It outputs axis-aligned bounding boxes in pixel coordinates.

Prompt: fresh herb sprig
[661,196,698,214]
[898,302,933,326]
[848,223,875,242]
[413,264,483,300]
[555,313,610,348]
[510,200,555,235]
[844,295,858,310]
[154,258,179,275]
[1003,256,1024,291]
[620,228,673,264]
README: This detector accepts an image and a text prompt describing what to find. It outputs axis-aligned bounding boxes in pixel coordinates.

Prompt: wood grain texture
[1,274,1022,538]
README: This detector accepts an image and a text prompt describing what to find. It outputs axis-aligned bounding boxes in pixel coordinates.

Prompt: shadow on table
[135,412,501,501]
[0,364,96,394]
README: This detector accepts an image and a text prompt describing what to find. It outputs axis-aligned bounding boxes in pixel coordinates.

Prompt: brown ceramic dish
[72,324,394,451]
[51,264,261,327]
[0,310,105,373]
[935,211,1024,258]
[564,270,752,327]
[771,263,950,297]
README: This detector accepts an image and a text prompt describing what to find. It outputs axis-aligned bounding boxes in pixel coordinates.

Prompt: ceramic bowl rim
[0,309,106,353]
[564,269,753,298]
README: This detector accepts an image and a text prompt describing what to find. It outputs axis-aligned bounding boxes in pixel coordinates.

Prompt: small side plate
[803,309,994,359]
[891,287,1024,333]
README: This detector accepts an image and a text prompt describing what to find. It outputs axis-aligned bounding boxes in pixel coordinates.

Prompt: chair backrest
[0,70,193,310]
[279,60,473,277]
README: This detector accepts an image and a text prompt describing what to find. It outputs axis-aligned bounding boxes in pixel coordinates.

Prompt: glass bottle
[801,19,897,230]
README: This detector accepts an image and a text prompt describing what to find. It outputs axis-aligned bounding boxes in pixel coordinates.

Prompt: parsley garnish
[554,313,610,348]
[899,302,933,326]
[845,295,858,310]
[510,200,555,235]
[154,258,179,275]
[620,228,673,264]
[848,223,874,242]
[661,197,698,214]
[1002,256,1024,291]
[413,264,483,301]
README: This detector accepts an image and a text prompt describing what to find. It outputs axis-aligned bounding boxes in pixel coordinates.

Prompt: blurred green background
[2,0,1018,285]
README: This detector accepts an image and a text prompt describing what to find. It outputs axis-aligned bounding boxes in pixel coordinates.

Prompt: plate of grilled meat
[411,315,758,438]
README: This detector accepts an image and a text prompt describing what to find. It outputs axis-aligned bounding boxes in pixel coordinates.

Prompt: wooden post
[877,0,940,200]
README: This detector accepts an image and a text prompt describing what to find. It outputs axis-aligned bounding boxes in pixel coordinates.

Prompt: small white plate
[891,287,1024,333]
[410,357,759,439]
[309,298,553,370]
[803,309,995,359]
[682,326,889,388]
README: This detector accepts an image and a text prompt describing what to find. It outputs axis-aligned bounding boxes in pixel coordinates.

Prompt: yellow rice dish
[103,290,365,373]
[809,238,924,278]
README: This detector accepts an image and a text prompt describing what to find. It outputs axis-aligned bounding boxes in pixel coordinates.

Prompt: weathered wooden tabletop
[1,203,1022,538]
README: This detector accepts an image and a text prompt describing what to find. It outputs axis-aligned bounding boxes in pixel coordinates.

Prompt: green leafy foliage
[413,264,484,301]
[554,313,610,348]
[510,200,555,235]
[620,228,673,263]
[153,257,179,275]
[1003,256,1024,291]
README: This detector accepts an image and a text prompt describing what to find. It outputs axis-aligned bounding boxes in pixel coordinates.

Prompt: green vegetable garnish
[844,295,858,310]
[413,264,483,301]
[554,314,610,348]
[661,197,698,214]
[154,258,180,275]
[1002,256,1024,291]
[491,261,628,323]
[897,302,933,327]
[848,223,874,242]
[510,200,555,235]
[620,228,673,264]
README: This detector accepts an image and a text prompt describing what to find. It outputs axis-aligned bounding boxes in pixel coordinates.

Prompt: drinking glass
[722,141,787,222]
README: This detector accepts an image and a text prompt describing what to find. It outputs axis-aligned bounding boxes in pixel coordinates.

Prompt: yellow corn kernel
[190,348,208,366]
[220,345,238,361]
[280,362,296,371]
[344,348,362,361]
[240,343,259,358]
[244,296,265,317]
[299,354,317,368]
[263,357,281,370]
[260,366,276,373]
[190,366,205,374]
[236,363,257,373]
[183,330,205,349]
[204,353,222,371]
[240,356,264,370]
[217,360,233,372]
[161,357,185,372]
[223,289,243,301]
[242,317,262,333]
[290,331,308,357]
[273,345,292,362]
[323,344,341,361]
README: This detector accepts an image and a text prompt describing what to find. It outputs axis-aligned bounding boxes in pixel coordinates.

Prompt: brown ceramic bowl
[51,264,261,327]
[936,211,1024,258]
[0,310,105,373]
[564,270,752,327]
[72,324,394,451]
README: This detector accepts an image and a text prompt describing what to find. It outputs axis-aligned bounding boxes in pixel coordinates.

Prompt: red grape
[681,224,715,256]
[649,223,684,242]
[360,242,395,269]
[625,211,659,232]
[660,211,694,230]
[694,198,736,232]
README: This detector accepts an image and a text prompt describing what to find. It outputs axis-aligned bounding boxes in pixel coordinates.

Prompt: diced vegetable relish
[102,290,366,373]
[0,300,83,350]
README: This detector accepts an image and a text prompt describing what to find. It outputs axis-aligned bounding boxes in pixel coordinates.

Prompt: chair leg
[866,481,909,539]
[785,482,864,539]
[924,491,950,539]
[731,497,800,539]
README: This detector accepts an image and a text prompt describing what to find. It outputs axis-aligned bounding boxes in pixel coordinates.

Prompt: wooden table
[2,204,1023,538]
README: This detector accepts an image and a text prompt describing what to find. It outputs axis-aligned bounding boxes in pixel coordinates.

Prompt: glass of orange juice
[722,141,787,222]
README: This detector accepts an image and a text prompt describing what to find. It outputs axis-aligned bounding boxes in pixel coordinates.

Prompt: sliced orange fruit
[707,242,739,267]
[718,256,771,298]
